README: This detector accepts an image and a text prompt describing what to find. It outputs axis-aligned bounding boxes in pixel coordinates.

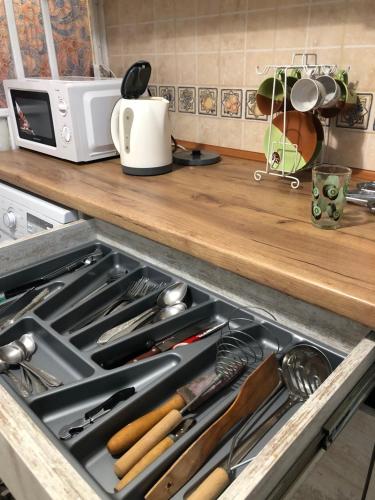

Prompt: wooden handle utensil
[145,354,279,500]
[114,409,183,477]
[107,394,185,455]
[115,436,175,492]
[186,467,230,500]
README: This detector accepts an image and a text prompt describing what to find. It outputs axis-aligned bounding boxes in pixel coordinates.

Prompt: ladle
[97,282,188,344]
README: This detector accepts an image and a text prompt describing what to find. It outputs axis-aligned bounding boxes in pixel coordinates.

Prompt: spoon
[0,357,30,397]
[96,282,188,345]
[152,303,187,322]
[97,303,187,345]
[14,336,54,393]
[11,341,34,394]
[15,335,62,387]
[0,340,62,388]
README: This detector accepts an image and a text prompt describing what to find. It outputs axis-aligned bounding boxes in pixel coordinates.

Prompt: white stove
[0,182,78,245]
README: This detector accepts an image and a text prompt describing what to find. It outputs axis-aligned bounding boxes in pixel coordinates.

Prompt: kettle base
[122,164,172,176]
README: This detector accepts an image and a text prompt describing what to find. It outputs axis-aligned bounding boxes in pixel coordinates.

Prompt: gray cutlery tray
[0,240,345,500]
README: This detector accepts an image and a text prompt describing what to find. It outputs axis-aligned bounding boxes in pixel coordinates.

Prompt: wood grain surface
[0,149,374,326]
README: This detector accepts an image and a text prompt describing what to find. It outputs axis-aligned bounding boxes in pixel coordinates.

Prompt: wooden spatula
[145,353,279,500]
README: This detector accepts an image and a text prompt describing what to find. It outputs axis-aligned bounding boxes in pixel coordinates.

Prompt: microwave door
[10,89,56,147]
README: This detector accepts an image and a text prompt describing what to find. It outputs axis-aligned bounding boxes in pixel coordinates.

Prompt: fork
[69,277,167,333]
[74,268,127,307]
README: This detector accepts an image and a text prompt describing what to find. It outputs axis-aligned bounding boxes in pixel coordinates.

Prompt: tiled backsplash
[104,0,375,171]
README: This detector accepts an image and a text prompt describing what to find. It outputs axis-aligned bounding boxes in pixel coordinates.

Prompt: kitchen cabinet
[0,218,373,500]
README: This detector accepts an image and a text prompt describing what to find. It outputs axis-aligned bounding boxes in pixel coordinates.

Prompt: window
[0,0,15,107]
[13,0,51,77]
[0,0,94,109]
[48,0,93,77]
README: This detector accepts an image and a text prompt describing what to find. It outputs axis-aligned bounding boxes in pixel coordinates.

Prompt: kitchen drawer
[0,227,374,500]
[219,335,375,500]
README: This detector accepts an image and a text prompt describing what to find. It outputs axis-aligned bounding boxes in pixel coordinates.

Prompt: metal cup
[290,78,327,112]
[316,75,341,108]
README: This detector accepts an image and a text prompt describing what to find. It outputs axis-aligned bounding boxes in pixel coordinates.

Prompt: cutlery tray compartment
[0,240,346,499]
[36,251,140,321]
[0,318,95,392]
[0,243,113,300]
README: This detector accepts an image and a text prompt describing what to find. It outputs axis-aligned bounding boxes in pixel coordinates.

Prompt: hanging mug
[290,77,327,112]
[316,75,341,108]
[256,69,300,115]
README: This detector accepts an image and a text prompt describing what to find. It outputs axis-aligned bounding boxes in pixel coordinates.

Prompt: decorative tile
[198,88,218,116]
[245,90,267,121]
[336,93,373,130]
[221,89,242,119]
[178,87,196,114]
[148,85,157,97]
[159,86,176,112]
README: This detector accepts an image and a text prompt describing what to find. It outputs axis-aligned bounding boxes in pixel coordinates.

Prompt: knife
[58,387,135,440]
[2,248,103,299]
[113,363,245,481]
[0,287,43,324]
[107,371,217,456]
[114,417,196,492]
[128,321,227,363]
[0,288,51,332]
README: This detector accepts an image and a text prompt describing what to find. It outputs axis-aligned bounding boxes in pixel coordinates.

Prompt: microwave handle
[111,99,122,153]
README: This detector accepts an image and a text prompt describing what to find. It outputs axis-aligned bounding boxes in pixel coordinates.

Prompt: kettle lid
[121,60,151,99]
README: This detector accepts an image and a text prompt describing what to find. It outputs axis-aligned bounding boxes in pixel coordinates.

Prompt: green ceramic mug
[256,69,300,116]
[311,165,352,229]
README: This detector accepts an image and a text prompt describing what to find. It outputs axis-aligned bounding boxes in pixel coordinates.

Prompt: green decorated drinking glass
[311,165,352,229]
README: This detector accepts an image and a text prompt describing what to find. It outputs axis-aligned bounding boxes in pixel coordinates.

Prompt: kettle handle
[111,98,122,153]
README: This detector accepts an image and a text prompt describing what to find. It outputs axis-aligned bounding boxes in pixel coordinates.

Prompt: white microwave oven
[3,78,122,163]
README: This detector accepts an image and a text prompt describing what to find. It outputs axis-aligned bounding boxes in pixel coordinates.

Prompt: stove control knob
[62,126,71,143]
[3,210,16,229]
[58,100,68,116]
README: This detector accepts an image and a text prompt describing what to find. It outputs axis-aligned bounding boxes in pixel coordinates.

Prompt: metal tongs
[58,387,135,440]
[346,181,375,213]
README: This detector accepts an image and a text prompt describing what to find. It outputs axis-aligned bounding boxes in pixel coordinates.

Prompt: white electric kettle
[111,61,172,176]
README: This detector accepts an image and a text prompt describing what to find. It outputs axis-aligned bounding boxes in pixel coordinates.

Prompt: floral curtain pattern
[0,0,15,107]
[13,0,51,77]
[48,0,93,77]
[0,0,93,107]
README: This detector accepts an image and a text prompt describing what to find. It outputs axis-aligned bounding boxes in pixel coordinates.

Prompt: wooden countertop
[0,149,375,326]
